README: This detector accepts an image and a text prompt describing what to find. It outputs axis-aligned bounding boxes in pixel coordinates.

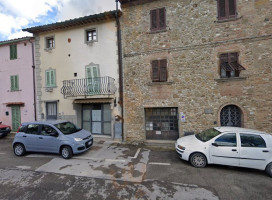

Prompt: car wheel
[14,143,26,156]
[265,162,272,177]
[61,146,73,159]
[190,152,207,168]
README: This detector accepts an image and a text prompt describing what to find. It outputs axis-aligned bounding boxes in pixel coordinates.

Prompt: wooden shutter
[218,0,226,19]
[10,45,13,59]
[150,9,157,30]
[10,76,15,90]
[229,53,238,63]
[14,44,17,59]
[159,8,166,29]
[46,71,50,86]
[160,59,167,82]
[229,0,236,16]
[152,60,160,81]
[50,70,55,86]
[14,75,19,90]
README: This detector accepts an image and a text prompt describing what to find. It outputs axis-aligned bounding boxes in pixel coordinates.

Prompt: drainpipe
[30,38,37,121]
[115,0,124,142]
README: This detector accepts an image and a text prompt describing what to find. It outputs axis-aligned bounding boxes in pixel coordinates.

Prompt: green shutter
[9,45,17,60]
[51,70,56,86]
[10,76,15,90]
[46,71,50,86]
[10,75,19,91]
[14,75,19,90]
[46,70,56,87]
[12,106,21,131]
[14,45,17,59]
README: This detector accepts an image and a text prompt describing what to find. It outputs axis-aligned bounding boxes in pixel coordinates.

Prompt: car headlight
[178,145,186,150]
[74,138,83,142]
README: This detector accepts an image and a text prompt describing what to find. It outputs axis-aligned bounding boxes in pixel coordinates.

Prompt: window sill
[147,81,173,86]
[44,48,55,52]
[85,40,97,44]
[9,89,21,92]
[215,16,242,23]
[148,28,168,34]
[215,77,247,82]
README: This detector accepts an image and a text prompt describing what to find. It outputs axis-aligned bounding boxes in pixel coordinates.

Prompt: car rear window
[195,128,221,142]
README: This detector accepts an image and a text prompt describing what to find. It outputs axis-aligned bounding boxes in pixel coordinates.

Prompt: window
[240,133,266,148]
[150,8,166,32]
[41,125,58,136]
[145,107,179,140]
[151,59,167,82]
[25,124,40,135]
[215,133,237,147]
[46,36,55,49]
[217,0,237,20]
[86,29,97,42]
[10,75,19,91]
[45,69,56,87]
[220,53,245,78]
[46,102,57,120]
[10,44,17,60]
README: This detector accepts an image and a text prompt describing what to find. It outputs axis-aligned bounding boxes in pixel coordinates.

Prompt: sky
[0,0,118,41]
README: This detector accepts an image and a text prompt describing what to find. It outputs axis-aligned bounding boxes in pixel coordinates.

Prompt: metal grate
[220,105,242,127]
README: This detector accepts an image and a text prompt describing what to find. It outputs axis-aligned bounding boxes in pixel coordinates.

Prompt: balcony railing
[61,77,117,98]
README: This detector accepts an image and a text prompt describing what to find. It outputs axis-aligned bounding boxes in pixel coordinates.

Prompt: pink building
[0,37,36,131]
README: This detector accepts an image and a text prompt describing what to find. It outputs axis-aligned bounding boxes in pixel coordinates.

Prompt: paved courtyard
[0,134,271,200]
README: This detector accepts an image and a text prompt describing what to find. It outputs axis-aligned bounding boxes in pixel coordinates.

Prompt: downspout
[115,0,124,142]
[30,38,37,121]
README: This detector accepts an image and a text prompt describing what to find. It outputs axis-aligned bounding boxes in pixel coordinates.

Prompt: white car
[176,127,272,177]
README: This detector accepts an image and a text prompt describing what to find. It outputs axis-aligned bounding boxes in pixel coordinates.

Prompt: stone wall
[120,0,272,142]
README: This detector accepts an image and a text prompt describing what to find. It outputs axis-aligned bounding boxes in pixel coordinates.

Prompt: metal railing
[61,77,117,98]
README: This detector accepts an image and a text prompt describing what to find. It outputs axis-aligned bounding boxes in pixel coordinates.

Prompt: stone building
[118,0,272,142]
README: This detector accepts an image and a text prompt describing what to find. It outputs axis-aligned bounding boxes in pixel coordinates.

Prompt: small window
[150,8,166,32]
[86,29,97,42]
[151,59,167,82]
[41,125,58,136]
[240,133,266,148]
[215,133,237,147]
[45,69,56,87]
[10,44,17,60]
[46,36,55,49]
[25,124,40,135]
[217,0,237,20]
[10,75,19,91]
[220,52,245,78]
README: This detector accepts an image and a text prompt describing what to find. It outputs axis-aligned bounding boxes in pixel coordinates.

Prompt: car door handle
[39,137,43,139]
[232,149,237,151]
[23,135,27,138]
[263,150,269,153]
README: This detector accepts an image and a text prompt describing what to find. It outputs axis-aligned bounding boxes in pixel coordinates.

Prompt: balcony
[61,77,117,99]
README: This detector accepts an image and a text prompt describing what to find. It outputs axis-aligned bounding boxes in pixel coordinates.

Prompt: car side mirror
[0,121,2,124]
[212,143,218,147]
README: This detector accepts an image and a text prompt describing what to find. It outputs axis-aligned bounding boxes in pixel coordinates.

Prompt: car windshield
[195,128,221,142]
[54,122,82,135]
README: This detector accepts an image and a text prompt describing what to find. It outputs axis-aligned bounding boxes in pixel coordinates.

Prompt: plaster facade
[0,37,35,130]
[29,14,121,138]
[120,0,272,142]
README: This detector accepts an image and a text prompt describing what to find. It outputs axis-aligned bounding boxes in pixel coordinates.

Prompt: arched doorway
[220,105,242,127]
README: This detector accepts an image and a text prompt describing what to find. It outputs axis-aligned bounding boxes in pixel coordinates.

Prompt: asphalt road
[0,135,271,200]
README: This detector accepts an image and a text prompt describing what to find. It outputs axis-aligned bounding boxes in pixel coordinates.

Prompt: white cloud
[0,0,117,40]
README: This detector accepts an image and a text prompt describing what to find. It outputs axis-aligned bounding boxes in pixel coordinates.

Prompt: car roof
[22,120,69,126]
[214,127,268,135]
